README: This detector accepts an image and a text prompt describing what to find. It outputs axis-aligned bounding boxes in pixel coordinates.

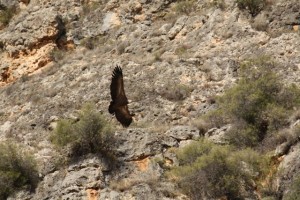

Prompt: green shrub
[51,103,115,158]
[261,104,289,132]
[191,118,210,135]
[210,0,226,10]
[236,0,266,17]
[0,142,39,199]
[176,139,214,165]
[205,56,300,147]
[159,81,193,101]
[174,0,197,15]
[0,4,16,26]
[218,59,280,125]
[203,108,228,129]
[51,119,75,147]
[226,121,260,147]
[169,140,270,199]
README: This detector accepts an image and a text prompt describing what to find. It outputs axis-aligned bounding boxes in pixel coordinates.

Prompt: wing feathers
[110,66,128,105]
[109,66,132,127]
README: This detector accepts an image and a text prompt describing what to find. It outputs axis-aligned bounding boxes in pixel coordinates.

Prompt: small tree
[236,0,266,17]
[0,142,39,199]
[169,139,270,199]
[51,103,115,159]
[205,56,300,147]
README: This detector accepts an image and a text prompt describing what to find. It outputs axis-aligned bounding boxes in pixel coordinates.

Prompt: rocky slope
[0,0,300,199]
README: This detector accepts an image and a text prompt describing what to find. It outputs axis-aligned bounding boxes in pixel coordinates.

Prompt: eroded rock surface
[1,0,300,199]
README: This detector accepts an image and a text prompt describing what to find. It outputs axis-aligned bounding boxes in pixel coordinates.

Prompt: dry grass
[191,118,210,135]
[158,81,193,101]
[173,0,197,15]
[148,123,170,134]
[110,171,159,192]
[251,14,268,31]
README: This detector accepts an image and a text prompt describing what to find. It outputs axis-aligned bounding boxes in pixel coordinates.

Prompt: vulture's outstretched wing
[109,66,132,127]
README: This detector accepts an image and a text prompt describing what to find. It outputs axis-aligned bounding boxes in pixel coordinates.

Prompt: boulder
[116,128,162,161]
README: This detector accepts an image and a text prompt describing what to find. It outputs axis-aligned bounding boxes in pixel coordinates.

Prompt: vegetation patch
[236,0,266,17]
[203,56,300,148]
[50,103,115,159]
[209,0,226,10]
[159,81,193,101]
[173,0,197,15]
[0,141,39,199]
[169,139,270,199]
[0,4,16,27]
[182,57,299,197]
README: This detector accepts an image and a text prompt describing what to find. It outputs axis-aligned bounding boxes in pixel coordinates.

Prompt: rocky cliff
[0,0,300,199]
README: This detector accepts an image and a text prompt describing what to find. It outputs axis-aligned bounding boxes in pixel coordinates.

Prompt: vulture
[108,66,133,127]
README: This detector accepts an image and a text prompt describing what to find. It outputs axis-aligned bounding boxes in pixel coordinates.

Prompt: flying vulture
[109,66,133,127]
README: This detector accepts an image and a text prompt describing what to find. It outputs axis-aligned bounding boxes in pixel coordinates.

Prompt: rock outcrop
[0,0,300,199]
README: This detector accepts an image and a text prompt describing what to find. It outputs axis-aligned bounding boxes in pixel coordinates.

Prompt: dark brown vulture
[109,66,133,127]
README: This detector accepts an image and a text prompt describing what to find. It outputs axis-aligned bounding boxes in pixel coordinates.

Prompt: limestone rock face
[1,8,64,57]
[0,7,65,84]
[268,0,300,32]
[116,128,162,161]
[166,125,200,141]
[32,157,108,200]
[0,0,300,199]
[277,143,300,199]
[0,0,83,84]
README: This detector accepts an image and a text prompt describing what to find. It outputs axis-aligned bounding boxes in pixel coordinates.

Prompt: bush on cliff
[169,139,270,199]
[0,141,39,199]
[205,56,300,147]
[51,103,115,159]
